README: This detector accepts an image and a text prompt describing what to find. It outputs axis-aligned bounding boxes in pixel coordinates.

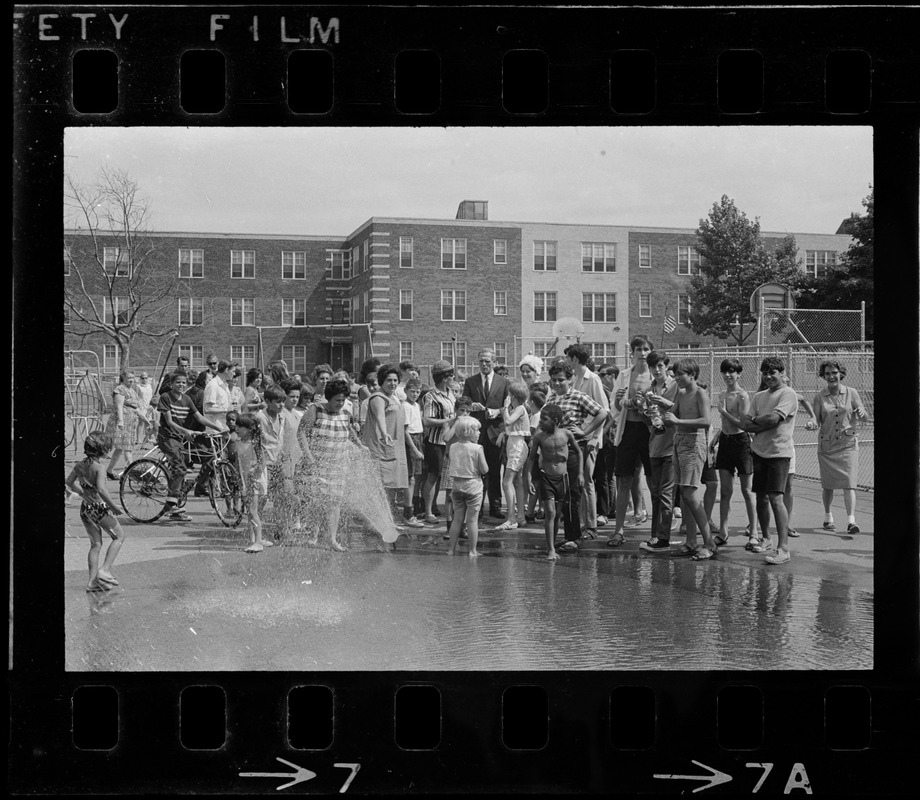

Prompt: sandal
[606,533,625,548]
[787,527,800,538]
[557,540,579,552]
[493,520,518,531]
[676,543,699,556]
[691,547,715,561]
[581,528,598,540]
[714,533,729,547]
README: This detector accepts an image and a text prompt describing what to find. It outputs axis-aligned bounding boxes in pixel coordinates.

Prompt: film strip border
[12,3,920,796]
[11,674,916,793]
[12,6,920,122]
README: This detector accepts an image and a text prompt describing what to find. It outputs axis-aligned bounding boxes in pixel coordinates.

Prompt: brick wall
[368,221,523,372]
[64,231,344,371]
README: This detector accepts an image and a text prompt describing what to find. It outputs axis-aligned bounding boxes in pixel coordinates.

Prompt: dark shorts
[424,441,445,479]
[406,432,425,477]
[752,453,790,495]
[715,431,753,476]
[538,470,569,502]
[614,420,652,477]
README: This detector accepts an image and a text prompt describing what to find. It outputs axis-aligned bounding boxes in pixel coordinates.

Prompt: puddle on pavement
[66,535,873,672]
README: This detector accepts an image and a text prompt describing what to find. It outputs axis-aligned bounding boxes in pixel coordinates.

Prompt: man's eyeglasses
[208,361,218,366]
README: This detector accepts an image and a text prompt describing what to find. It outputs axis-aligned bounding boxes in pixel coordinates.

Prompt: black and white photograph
[61,125,875,672]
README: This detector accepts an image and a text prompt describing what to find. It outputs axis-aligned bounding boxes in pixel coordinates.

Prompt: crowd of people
[66,340,869,588]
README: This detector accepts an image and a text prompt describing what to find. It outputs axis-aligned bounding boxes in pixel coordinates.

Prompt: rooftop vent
[456,200,488,220]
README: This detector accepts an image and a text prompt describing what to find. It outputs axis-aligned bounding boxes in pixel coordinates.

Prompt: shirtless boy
[525,404,583,561]
[715,358,756,545]
[663,358,717,560]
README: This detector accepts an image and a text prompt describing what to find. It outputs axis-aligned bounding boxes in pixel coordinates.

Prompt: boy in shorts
[737,357,798,565]
[715,358,757,547]
[525,404,583,561]
[662,358,717,560]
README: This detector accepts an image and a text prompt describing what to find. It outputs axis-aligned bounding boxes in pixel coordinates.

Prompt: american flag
[663,314,677,333]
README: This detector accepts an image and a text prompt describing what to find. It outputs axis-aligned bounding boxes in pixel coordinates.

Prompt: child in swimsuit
[64,431,126,592]
[525,404,583,561]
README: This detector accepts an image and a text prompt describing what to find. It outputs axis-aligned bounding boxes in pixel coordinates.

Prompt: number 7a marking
[333,763,360,793]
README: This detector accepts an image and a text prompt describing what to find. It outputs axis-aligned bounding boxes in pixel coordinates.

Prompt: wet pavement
[64,481,873,672]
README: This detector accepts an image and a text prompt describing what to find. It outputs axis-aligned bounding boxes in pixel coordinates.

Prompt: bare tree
[64,167,178,369]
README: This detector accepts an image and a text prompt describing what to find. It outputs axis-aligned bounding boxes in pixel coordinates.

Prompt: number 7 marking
[745,762,774,793]
[333,763,360,793]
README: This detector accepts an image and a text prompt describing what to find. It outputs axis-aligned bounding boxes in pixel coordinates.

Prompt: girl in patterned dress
[297,378,365,551]
[65,431,126,591]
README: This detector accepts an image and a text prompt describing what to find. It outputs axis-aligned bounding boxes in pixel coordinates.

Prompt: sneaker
[846,522,860,535]
[672,507,682,519]
[423,515,440,525]
[493,520,518,531]
[244,543,263,553]
[744,536,761,551]
[640,538,670,552]
[168,511,192,522]
[765,548,791,565]
[752,538,774,554]
[261,539,274,548]
[596,515,608,527]
[624,512,648,528]
[405,517,426,528]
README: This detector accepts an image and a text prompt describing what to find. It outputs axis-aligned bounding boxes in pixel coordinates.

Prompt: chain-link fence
[761,307,864,346]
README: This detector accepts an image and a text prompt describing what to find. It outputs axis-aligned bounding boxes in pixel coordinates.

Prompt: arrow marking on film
[240,757,317,790]
[653,760,733,793]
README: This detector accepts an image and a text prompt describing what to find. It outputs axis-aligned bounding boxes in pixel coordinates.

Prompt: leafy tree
[688,195,801,345]
[796,188,873,340]
[64,167,178,369]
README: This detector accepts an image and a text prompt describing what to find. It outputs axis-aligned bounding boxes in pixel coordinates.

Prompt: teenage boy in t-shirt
[737,356,798,565]
[155,373,225,521]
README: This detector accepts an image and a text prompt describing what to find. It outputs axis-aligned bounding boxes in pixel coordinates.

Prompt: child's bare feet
[468,550,481,558]
[446,548,455,556]
[330,541,346,552]
[96,571,119,585]
[546,550,558,561]
[86,581,104,592]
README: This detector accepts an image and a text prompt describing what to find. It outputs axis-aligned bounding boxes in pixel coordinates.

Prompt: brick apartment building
[64,201,852,376]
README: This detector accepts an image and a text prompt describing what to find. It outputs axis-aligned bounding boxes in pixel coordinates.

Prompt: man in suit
[462,347,510,519]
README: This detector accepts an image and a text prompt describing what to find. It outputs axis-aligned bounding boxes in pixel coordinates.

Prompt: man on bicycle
[155,373,225,522]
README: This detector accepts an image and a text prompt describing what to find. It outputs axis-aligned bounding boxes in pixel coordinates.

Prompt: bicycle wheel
[209,459,244,528]
[120,458,171,523]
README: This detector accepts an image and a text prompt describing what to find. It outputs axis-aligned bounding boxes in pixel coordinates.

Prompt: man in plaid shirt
[546,362,608,551]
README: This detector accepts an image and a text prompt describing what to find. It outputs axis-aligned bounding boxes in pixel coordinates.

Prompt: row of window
[98,337,703,375]
[65,245,840,280]
[72,291,693,329]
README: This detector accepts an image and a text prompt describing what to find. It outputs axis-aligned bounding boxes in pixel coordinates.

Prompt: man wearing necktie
[462,348,510,519]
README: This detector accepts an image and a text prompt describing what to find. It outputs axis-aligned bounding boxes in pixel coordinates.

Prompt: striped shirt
[156,392,197,442]
[422,387,456,446]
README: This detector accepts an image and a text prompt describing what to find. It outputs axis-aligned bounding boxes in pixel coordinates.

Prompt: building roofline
[64,229,347,242]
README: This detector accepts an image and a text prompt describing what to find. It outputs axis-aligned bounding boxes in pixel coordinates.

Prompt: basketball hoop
[551,317,585,342]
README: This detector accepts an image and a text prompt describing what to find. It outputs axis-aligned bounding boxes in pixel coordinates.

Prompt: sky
[64,126,872,238]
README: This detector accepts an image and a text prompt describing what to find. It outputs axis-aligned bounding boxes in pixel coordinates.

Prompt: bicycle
[118,431,244,527]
